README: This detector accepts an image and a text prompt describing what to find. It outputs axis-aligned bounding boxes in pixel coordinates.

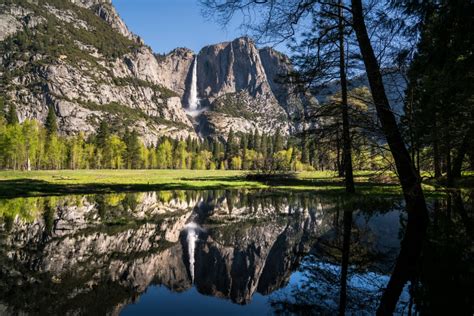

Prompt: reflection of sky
[119,199,409,315]
[268,258,413,315]
[355,210,404,254]
[120,258,413,315]
[120,286,271,315]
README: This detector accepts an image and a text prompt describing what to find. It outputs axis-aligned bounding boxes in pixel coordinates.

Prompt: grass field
[0,169,464,198]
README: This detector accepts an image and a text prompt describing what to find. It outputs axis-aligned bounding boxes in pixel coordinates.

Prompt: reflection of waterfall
[185,222,199,283]
[188,56,199,111]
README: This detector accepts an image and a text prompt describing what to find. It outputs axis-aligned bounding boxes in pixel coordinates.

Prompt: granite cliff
[0,0,313,144]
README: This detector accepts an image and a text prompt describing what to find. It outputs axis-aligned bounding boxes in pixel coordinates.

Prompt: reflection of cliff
[0,190,399,315]
[0,192,196,315]
[180,192,331,304]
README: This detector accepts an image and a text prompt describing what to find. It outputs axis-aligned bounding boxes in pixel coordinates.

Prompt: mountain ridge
[1,0,309,144]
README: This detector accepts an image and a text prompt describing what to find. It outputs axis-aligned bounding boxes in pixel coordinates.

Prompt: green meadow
[0,169,457,198]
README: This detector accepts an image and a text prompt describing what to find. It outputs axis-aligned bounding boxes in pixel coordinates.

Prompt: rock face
[197,37,271,99]
[70,0,111,8]
[92,2,140,42]
[193,37,314,137]
[0,0,313,143]
[0,0,196,144]
[0,190,332,314]
[0,190,403,315]
[155,48,195,98]
[154,37,314,137]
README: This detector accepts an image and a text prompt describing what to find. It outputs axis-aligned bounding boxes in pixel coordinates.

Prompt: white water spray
[188,56,200,111]
[185,222,199,283]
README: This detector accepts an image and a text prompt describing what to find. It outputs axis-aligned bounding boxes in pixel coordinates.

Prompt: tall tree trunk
[446,145,453,187]
[339,1,355,193]
[350,1,428,314]
[336,128,344,176]
[451,131,470,178]
[416,148,420,173]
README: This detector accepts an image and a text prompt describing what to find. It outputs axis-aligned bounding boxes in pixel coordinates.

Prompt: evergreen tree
[192,138,199,153]
[240,134,248,151]
[96,120,110,149]
[225,128,238,163]
[6,103,19,125]
[248,129,255,150]
[273,129,284,152]
[301,132,309,164]
[186,135,193,152]
[124,130,142,169]
[45,105,58,136]
[261,134,268,158]
[253,130,260,152]
[212,138,220,162]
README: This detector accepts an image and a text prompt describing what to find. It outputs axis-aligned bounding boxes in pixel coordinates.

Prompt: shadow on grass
[0,172,423,199]
[179,175,249,182]
[181,174,345,188]
[424,175,474,189]
[0,178,261,199]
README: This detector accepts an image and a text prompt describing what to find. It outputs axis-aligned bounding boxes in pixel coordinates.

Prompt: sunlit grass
[0,169,467,198]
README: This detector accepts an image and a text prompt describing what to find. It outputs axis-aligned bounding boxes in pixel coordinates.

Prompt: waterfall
[188,56,199,110]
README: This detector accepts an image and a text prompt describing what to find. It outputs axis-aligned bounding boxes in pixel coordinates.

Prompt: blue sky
[113,0,250,54]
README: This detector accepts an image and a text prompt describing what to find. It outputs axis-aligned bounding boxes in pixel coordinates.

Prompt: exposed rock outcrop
[192,37,312,137]
[155,48,195,98]
[1,0,313,142]
[69,0,111,9]
[92,2,140,42]
[197,37,271,99]
[0,0,197,144]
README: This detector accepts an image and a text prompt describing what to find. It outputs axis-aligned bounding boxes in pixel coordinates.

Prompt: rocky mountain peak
[167,47,195,57]
[1,0,312,142]
[92,1,139,42]
[197,36,271,100]
[69,0,112,9]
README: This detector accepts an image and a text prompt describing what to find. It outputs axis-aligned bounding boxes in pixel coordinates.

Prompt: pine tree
[192,138,199,153]
[45,105,57,136]
[240,134,248,151]
[96,120,110,149]
[261,134,268,162]
[6,103,19,125]
[186,135,193,152]
[301,132,309,164]
[248,130,255,150]
[225,128,237,162]
[124,130,142,169]
[273,129,284,152]
[254,130,261,153]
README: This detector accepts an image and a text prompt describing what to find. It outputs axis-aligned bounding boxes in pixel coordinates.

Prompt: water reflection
[0,190,472,315]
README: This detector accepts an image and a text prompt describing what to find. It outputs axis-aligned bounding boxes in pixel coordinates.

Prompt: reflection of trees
[2,191,465,315]
[267,192,472,315]
[0,189,330,314]
[269,196,411,314]
[0,197,43,224]
[413,191,473,315]
[339,205,352,315]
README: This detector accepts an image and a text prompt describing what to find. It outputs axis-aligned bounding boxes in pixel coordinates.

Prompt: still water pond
[0,190,472,315]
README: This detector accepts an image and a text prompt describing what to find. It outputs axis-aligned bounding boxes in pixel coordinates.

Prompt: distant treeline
[0,103,390,171]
